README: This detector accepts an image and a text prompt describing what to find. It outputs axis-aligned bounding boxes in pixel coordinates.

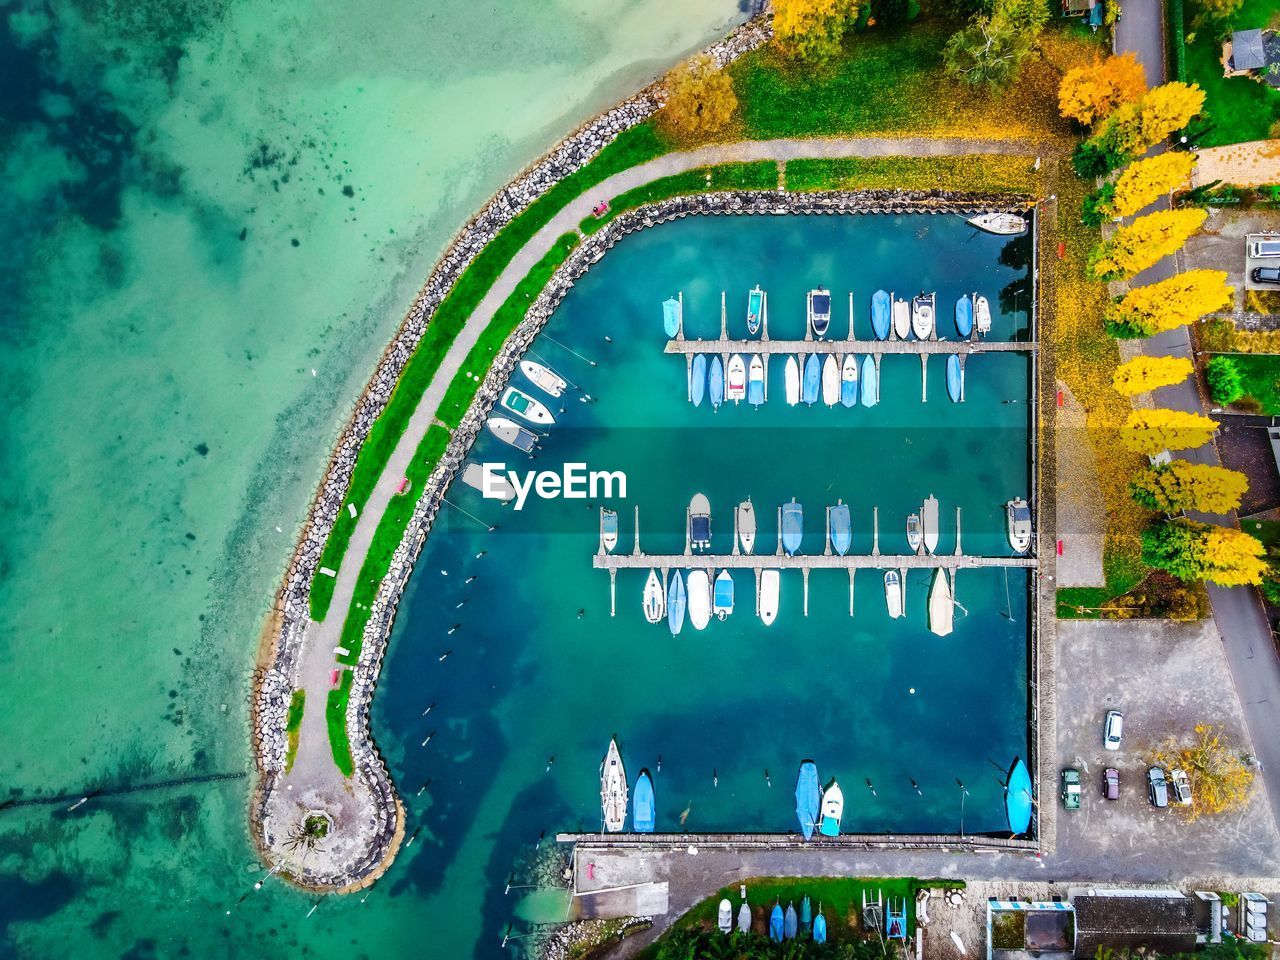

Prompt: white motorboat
[921,495,940,555]
[726,354,747,403]
[807,288,832,339]
[519,359,566,397]
[819,780,844,837]
[928,567,954,637]
[911,292,936,341]
[968,212,1027,236]
[501,386,555,425]
[486,416,539,454]
[687,570,712,631]
[885,569,904,619]
[642,569,666,624]
[1007,498,1032,554]
[784,356,800,406]
[718,899,733,934]
[748,355,765,407]
[737,499,756,555]
[601,508,618,554]
[840,353,859,408]
[600,738,628,832]
[689,493,712,551]
[892,295,911,341]
[821,355,840,407]
[759,569,780,626]
[975,295,992,336]
[905,513,923,554]
[461,462,515,501]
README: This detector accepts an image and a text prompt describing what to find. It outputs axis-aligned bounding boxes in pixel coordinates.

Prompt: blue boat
[667,570,686,636]
[802,354,821,405]
[782,499,803,556]
[840,353,858,407]
[1005,756,1033,836]
[814,910,828,944]
[633,769,656,832]
[690,354,706,407]
[794,760,821,840]
[709,355,725,410]
[947,354,964,403]
[871,289,891,340]
[830,501,852,556]
[713,570,735,620]
[769,903,784,942]
[860,354,879,408]
[801,896,812,931]
[784,902,798,940]
[747,355,765,407]
[663,297,681,338]
[955,294,973,338]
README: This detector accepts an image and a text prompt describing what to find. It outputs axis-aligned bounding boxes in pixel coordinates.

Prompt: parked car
[1148,766,1169,808]
[1103,767,1120,800]
[1248,237,1280,258]
[1061,768,1082,809]
[1170,768,1193,805]
[1104,710,1124,750]
[1252,266,1280,285]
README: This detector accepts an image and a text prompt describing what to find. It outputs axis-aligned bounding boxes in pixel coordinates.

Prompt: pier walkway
[667,338,1033,355]
[595,554,1035,570]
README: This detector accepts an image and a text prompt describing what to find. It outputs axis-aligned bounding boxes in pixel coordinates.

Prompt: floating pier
[666,337,1031,356]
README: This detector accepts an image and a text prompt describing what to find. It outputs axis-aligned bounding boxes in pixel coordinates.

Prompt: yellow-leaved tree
[773,0,862,62]
[659,54,739,139]
[1111,355,1193,395]
[1110,152,1196,217]
[1120,408,1217,454]
[1130,460,1249,514]
[1142,518,1266,586]
[1153,725,1254,820]
[1106,269,1234,336]
[1058,52,1147,126]
[1089,208,1207,281]
[1108,82,1206,156]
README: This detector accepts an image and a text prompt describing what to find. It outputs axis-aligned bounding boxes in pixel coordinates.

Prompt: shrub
[1206,355,1244,404]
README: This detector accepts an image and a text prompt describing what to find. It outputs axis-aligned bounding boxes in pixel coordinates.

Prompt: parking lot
[1051,619,1280,880]
[1179,209,1280,303]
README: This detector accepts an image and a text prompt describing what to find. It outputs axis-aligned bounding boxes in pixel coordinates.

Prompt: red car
[1103,768,1120,800]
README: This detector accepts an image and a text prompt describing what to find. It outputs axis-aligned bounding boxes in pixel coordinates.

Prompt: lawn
[1209,352,1280,412]
[785,155,1041,193]
[580,161,780,234]
[326,670,355,777]
[284,689,305,773]
[1182,0,1280,146]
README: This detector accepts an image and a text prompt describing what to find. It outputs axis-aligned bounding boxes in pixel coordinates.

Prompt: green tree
[943,0,1050,88]
[1206,355,1244,405]
[1141,518,1266,586]
[870,0,911,25]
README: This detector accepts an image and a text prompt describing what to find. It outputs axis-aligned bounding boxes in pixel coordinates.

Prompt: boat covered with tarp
[795,760,821,840]
[860,354,879,407]
[663,297,681,337]
[955,294,974,338]
[871,289,891,341]
[830,501,852,556]
[633,769,655,832]
[782,499,803,556]
[666,570,686,635]
[770,903,784,941]
[1005,756,1033,836]
[947,354,964,403]
[802,354,821,405]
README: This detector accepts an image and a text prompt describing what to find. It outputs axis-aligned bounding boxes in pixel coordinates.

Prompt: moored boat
[830,501,852,556]
[814,911,828,944]
[927,567,954,637]
[802,354,821,406]
[921,495,940,555]
[769,903,784,942]
[747,286,764,336]
[1005,756,1033,836]
[713,570,735,620]
[759,569,780,625]
[461,462,515,500]
[690,354,707,408]
[840,353,859,407]
[667,570,687,636]
[726,354,747,403]
[737,498,756,554]
[689,493,711,551]
[643,569,666,624]
[871,289,891,341]
[1006,498,1032,554]
[946,354,964,403]
[633,769,656,833]
[822,355,840,407]
[719,899,733,934]
[663,297,681,338]
[801,897,811,932]
[892,295,910,341]
[975,295,992,336]
[884,569,904,619]
[501,387,555,425]
[601,508,618,553]
[906,513,923,554]
[747,355,765,407]
[782,499,803,556]
[784,356,800,406]
[784,903,798,940]
[600,739,628,832]
[709,355,724,411]
[955,294,974,339]
[486,416,539,454]
[520,359,567,398]
[859,354,879,407]
[687,570,712,631]
[738,901,751,933]
[795,760,821,840]
[911,292,936,341]
[819,779,844,837]
[808,288,832,339]
[968,211,1027,236]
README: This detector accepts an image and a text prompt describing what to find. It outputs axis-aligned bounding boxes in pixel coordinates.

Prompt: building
[1071,894,1197,958]
[1224,29,1280,86]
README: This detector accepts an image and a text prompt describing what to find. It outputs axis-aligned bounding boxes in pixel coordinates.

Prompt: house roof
[1073,895,1197,959]
[1232,29,1268,71]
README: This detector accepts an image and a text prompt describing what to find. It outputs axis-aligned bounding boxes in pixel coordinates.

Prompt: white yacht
[967,212,1027,236]
[737,499,756,555]
[905,513,923,554]
[911,292,936,341]
[892,295,911,340]
[975,295,992,336]
[921,495,940,555]
[927,568,954,637]
[726,354,747,403]
[642,569,665,624]
[759,569,780,626]
[501,386,555,425]
[884,569,904,619]
[519,359,566,398]
[1007,498,1032,554]
[822,355,840,406]
[600,738,628,832]
[687,570,712,630]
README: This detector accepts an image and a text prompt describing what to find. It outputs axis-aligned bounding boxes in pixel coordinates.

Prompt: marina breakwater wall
[254,188,1032,888]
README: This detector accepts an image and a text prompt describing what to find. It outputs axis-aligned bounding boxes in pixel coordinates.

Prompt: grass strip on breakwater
[326,670,355,777]
[309,125,671,620]
[579,161,780,234]
[785,155,1040,194]
[284,689,305,773]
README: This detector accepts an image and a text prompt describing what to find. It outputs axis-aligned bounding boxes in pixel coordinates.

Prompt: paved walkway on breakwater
[281,135,1049,873]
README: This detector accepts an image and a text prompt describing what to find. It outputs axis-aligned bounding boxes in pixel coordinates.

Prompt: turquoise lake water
[369,212,1034,951]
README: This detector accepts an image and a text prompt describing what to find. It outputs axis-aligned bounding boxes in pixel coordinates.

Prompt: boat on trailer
[520,359,566,398]
[802,354,821,405]
[808,288,832,339]
[713,570,735,620]
[784,356,801,406]
[885,569,904,619]
[748,355,765,407]
[840,353,859,407]
[601,508,618,553]
[968,211,1027,236]
[955,295,974,338]
[911,292,936,341]
[708,355,724,410]
[921,495,940,555]
[892,295,911,341]
[782,499,804,556]
[633,769,656,833]
[662,297,681,338]
[822,355,840,407]
[690,493,712,551]
[946,354,964,402]
[486,416,539,453]
[642,569,665,624]
[667,570,686,635]
[600,738,628,832]
[860,354,879,407]
[927,567,954,637]
[726,354,747,403]
[819,779,844,837]
[737,499,756,554]
[759,569,780,625]
[975,295,992,336]
[687,569,712,631]
[1007,498,1032,554]
[690,354,707,407]
[795,760,821,840]
[747,286,765,336]
[501,387,555,425]
[830,500,852,556]
[871,289,891,341]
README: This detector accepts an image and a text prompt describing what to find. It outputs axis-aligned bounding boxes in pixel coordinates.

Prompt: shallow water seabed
[370,211,1034,926]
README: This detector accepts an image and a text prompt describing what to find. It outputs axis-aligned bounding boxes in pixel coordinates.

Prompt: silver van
[1250,238,1280,258]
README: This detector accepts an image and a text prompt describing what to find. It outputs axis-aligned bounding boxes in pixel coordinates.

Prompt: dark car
[1103,767,1120,800]
[1253,266,1280,285]
[1148,766,1169,808]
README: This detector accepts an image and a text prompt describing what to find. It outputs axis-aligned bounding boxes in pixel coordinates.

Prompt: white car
[1249,237,1280,258]
[1103,710,1124,751]
[1170,768,1193,805]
